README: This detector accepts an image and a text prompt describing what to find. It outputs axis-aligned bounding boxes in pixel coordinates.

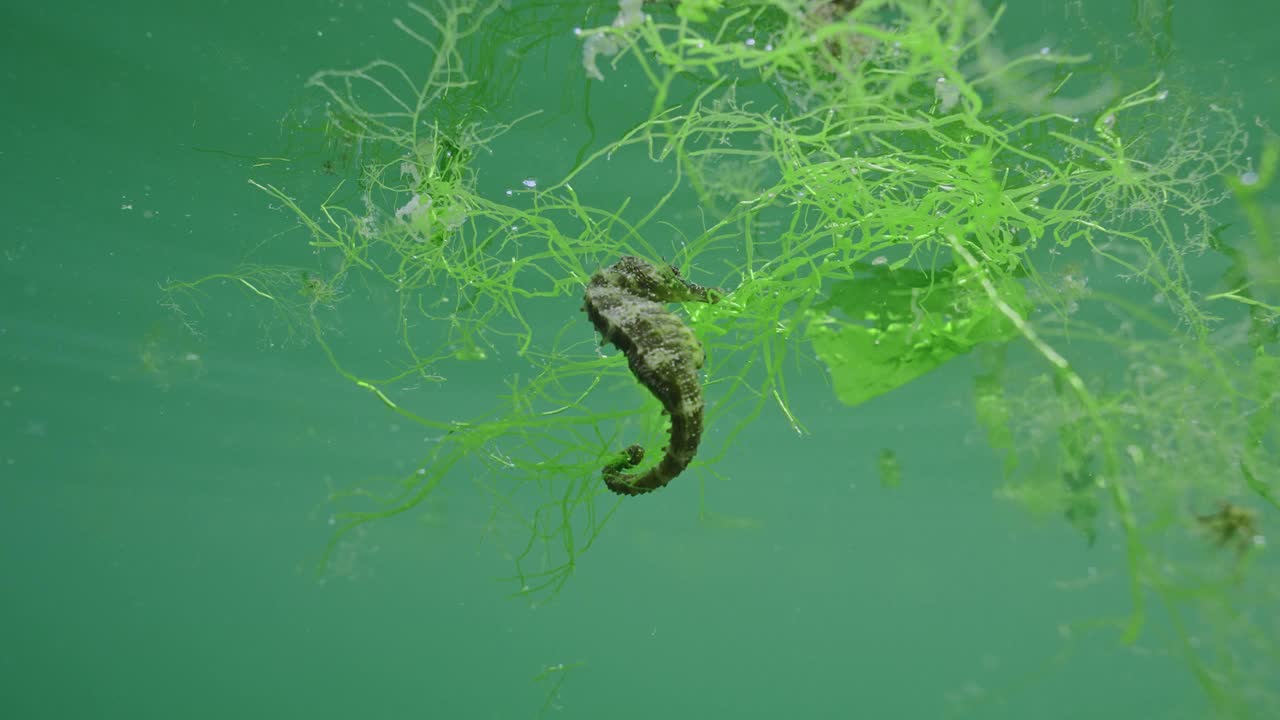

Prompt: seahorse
[582,256,719,496]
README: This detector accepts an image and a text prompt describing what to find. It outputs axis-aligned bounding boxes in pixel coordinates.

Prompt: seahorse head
[606,255,717,304]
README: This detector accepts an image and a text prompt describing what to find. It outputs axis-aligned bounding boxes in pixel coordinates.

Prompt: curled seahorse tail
[604,444,644,476]
[602,444,651,496]
[602,419,699,496]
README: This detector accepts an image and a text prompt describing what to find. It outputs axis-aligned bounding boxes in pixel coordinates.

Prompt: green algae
[167,1,1277,713]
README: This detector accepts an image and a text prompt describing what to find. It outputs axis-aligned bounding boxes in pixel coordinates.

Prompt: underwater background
[3,1,1278,718]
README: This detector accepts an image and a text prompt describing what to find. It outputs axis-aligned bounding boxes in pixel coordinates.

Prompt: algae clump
[169,1,1277,713]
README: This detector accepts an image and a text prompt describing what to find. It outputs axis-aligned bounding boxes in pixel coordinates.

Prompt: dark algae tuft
[583,256,719,495]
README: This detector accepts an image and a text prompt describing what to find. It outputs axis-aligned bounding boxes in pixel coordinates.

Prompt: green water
[3,1,1278,718]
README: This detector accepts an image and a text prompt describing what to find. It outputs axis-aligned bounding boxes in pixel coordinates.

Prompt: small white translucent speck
[1241,171,1259,186]
[1040,46,1050,55]
[1157,90,1168,100]
[522,178,537,188]
[764,43,773,51]
[573,27,581,36]
[505,189,513,196]
[745,38,756,47]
